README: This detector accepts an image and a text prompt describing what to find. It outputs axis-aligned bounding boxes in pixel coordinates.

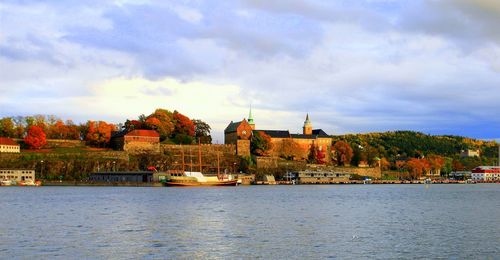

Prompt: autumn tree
[427,155,445,176]
[192,119,212,144]
[146,109,175,140]
[0,117,15,137]
[332,141,353,166]
[405,158,431,179]
[316,147,326,164]
[83,121,115,147]
[24,125,47,149]
[308,144,318,164]
[379,157,391,171]
[251,131,273,156]
[173,111,195,136]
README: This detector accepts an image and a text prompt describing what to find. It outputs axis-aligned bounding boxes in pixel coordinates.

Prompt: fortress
[224,109,332,161]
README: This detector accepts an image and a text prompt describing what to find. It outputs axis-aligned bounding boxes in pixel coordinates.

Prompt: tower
[303,113,312,135]
[248,106,255,130]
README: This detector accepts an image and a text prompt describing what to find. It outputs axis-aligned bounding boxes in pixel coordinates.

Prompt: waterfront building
[294,170,350,184]
[471,166,500,181]
[0,169,35,182]
[0,137,20,153]
[88,171,154,183]
[110,129,160,153]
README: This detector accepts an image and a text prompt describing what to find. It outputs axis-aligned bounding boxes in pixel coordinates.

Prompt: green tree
[192,119,212,144]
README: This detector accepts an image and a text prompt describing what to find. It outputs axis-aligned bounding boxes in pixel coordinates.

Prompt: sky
[1,0,499,143]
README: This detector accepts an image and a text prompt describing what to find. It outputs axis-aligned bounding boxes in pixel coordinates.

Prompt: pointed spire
[248,105,254,125]
[304,113,311,126]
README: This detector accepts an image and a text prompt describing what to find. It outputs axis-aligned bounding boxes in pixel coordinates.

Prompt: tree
[405,158,431,179]
[308,144,318,164]
[279,139,303,160]
[192,119,212,144]
[146,109,175,140]
[251,131,272,156]
[173,111,195,137]
[84,121,115,147]
[24,125,47,149]
[333,141,353,166]
[427,154,445,176]
[316,146,326,164]
[380,157,391,171]
[0,117,15,137]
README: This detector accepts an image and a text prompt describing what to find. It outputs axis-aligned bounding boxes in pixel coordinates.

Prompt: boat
[1,179,13,186]
[163,143,238,187]
[424,178,432,184]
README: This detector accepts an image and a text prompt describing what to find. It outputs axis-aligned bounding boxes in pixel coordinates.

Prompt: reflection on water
[0,185,499,259]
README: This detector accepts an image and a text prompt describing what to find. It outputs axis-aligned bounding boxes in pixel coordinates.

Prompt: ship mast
[181,145,185,172]
[199,139,202,172]
[217,152,221,180]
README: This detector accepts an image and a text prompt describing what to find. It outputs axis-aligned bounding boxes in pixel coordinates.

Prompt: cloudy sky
[1,0,499,142]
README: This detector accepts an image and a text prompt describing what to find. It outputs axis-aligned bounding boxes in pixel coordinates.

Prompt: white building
[0,137,20,153]
[471,166,500,182]
[0,169,36,183]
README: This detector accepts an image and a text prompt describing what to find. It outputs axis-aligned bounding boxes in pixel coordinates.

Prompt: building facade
[0,137,20,153]
[0,169,35,182]
[471,166,500,181]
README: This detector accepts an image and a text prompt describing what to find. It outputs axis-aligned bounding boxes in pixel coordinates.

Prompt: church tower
[303,113,312,135]
[248,106,255,130]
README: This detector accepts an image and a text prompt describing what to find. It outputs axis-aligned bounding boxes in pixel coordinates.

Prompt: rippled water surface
[1,184,499,259]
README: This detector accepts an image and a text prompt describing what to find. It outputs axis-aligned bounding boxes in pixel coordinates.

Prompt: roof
[291,134,317,139]
[126,129,160,137]
[255,130,290,138]
[0,137,19,146]
[312,129,329,137]
[225,121,242,133]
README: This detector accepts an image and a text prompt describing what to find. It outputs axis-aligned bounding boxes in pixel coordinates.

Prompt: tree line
[0,109,212,149]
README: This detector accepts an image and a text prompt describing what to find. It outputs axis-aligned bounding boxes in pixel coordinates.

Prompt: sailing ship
[163,143,238,187]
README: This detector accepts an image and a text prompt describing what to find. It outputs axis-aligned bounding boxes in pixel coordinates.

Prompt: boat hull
[165,180,238,187]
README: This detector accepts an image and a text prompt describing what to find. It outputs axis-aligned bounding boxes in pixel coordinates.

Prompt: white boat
[1,179,13,186]
[424,178,432,184]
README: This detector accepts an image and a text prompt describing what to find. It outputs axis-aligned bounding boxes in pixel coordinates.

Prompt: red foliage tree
[24,125,47,149]
[333,141,353,166]
[316,147,326,164]
[173,111,195,136]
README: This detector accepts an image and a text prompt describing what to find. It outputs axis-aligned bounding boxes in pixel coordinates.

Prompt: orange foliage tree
[24,125,47,149]
[332,141,353,166]
[84,121,115,147]
[380,157,391,171]
[427,155,445,176]
[146,109,175,140]
[405,158,431,179]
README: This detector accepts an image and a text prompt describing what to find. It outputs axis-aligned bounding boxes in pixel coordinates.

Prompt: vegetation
[0,108,212,149]
[332,131,498,171]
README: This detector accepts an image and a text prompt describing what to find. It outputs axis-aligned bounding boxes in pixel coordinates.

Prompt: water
[1,184,499,259]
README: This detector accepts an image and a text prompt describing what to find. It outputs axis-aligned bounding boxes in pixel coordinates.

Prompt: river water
[1,184,499,259]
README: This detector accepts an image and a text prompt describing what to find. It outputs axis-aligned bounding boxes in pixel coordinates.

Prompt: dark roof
[224,121,242,133]
[0,137,19,146]
[254,130,290,138]
[291,134,317,139]
[312,129,329,137]
[111,130,127,138]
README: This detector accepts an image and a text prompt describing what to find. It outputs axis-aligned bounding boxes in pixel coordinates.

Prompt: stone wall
[333,166,382,179]
[124,141,160,154]
[236,140,250,157]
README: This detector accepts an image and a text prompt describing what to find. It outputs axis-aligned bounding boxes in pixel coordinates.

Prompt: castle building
[225,110,332,161]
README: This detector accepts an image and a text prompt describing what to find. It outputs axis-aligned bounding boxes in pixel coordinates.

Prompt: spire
[304,113,311,126]
[248,105,254,124]
[248,105,255,130]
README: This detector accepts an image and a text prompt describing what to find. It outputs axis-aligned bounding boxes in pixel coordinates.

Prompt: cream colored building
[0,169,35,182]
[0,137,20,153]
